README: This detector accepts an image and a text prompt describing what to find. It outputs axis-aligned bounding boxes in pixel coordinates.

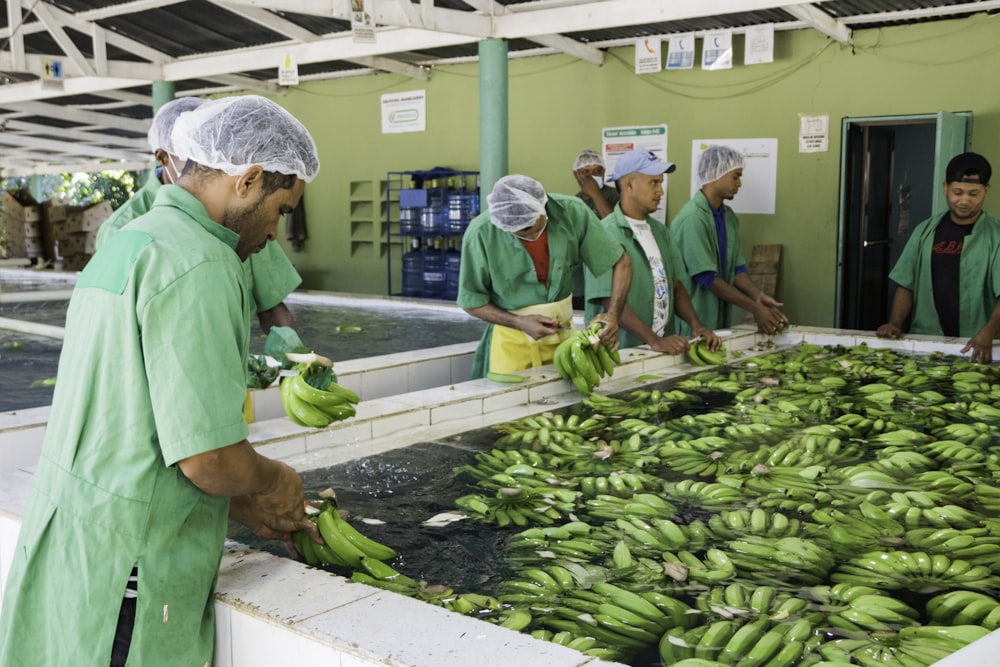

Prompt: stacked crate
[51,200,113,271]
[1,190,42,262]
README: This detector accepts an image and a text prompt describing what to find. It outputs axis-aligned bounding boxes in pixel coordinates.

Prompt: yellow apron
[489,295,574,373]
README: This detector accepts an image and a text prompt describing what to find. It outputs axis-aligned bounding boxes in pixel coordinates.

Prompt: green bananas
[552,323,619,395]
[294,505,397,574]
[280,360,359,428]
[688,338,727,366]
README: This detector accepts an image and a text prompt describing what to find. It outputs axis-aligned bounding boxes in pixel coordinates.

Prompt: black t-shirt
[931,214,975,336]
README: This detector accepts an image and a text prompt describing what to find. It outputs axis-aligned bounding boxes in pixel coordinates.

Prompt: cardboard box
[64,201,113,233]
[43,201,68,223]
[56,232,89,257]
[61,254,91,272]
[24,236,43,257]
[24,219,41,237]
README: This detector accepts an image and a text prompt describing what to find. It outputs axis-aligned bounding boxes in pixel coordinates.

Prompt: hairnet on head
[147,97,207,154]
[170,95,321,183]
[487,175,548,232]
[573,150,604,171]
[698,145,745,186]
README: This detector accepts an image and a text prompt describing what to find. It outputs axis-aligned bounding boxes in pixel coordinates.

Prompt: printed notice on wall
[602,124,669,222]
[634,37,662,74]
[691,138,778,215]
[381,90,426,134]
[702,30,733,70]
[277,53,299,86]
[666,32,695,70]
[351,0,376,43]
[799,114,829,153]
[744,24,774,65]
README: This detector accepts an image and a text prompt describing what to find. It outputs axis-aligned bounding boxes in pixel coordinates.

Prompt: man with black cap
[586,149,721,354]
[877,151,1000,363]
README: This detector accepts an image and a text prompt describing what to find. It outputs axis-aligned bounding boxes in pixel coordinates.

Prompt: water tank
[422,240,445,298]
[444,247,461,300]
[402,240,424,297]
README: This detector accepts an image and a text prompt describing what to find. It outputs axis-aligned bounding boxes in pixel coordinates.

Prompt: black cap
[946,152,991,185]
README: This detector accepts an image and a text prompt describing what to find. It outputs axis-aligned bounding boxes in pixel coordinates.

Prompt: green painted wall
[274,13,1000,327]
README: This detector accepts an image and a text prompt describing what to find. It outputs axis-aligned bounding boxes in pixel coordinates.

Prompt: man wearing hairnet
[0,95,322,667]
[95,96,301,334]
[671,145,788,335]
[573,149,619,218]
[587,149,722,354]
[458,174,631,379]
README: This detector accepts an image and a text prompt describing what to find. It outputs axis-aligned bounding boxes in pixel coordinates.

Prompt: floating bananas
[552,323,619,395]
[280,359,359,428]
[688,338,728,366]
[294,505,397,572]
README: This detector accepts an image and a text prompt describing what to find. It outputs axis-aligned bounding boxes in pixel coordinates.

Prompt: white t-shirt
[626,215,669,336]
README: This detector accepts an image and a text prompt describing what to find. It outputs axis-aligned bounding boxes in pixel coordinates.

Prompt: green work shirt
[585,204,685,349]
[671,190,747,333]
[95,173,302,313]
[457,192,624,378]
[0,185,252,667]
[888,211,1000,337]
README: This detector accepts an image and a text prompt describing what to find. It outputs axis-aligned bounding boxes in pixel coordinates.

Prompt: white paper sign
[634,37,662,74]
[277,53,299,86]
[666,33,695,70]
[690,138,778,215]
[702,30,733,70]
[381,90,426,134]
[744,24,774,65]
[602,124,669,222]
[351,0,376,43]
[799,115,829,153]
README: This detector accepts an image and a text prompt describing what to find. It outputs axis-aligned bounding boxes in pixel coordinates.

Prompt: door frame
[834,111,971,328]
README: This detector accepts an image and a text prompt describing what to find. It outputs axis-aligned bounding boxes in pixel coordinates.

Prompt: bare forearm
[887,287,914,328]
[589,193,614,218]
[979,297,1000,340]
[178,441,279,498]
[605,254,633,319]
[614,301,660,346]
[464,303,524,329]
[709,275,761,314]
[672,282,706,333]
[257,302,295,333]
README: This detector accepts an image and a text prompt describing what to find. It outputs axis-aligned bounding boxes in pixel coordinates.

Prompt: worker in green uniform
[877,152,1000,363]
[0,95,322,667]
[458,174,632,379]
[569,149,620,310]
[671,144,788,335]
[586,149,721,353]
[95,95,301,333]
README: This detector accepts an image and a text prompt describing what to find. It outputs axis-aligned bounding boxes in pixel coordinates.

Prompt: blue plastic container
[446,191,469,234]
[399,207,420,235]
[444,248,461,300]
[402,241,424,296]
[422,243,445,298]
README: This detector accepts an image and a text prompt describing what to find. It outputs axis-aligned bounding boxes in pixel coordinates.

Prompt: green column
[478,38,508,202]
[151,81,176,115]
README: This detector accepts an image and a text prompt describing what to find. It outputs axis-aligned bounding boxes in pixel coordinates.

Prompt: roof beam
[0,133,149,162]
[29,2,97,75]
[1,100,150,134]
[161,27,475,81]
[6,0,26,71]
[1,119,149,150]
[347,55,429,79]
[842,0,1000,25]
[783,3,852,43]
[0,159,153,176]
[205,74,282,95]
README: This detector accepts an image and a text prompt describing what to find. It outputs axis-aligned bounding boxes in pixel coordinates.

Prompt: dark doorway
[836,112,970,330]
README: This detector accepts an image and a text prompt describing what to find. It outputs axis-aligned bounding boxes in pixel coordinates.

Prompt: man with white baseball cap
[587,149,721,354]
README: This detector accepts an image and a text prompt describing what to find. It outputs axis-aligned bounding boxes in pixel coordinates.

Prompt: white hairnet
[698,145,745,186]
[573,149,604,171]
[170,95,320,182]
[487,175,548,232]
[147,97,207,154]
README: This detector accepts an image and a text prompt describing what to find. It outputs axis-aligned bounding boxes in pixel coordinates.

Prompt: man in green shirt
[877,152,1000,363]
[458,174,631,378]
[0,95,322,667]
[95,96,301,333]
[586,149,721,353]
[671,144,788,336]
[570,149,621,309]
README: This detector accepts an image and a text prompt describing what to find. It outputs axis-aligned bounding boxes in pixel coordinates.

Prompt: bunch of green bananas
[292,505,397,575]
[552,323,619,395]
[926,590,1000,628]
[453,483,579,527]
[688,338,728,366]
[832,550,1000,592]
[279,360,359,428]
[819,625,992,666]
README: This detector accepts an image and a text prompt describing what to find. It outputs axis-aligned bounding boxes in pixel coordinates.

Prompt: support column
[151,81,176,115]
[478,38,508,202]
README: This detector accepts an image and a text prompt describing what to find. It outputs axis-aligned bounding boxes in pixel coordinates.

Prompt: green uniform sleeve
[141,261,250,465]
[673,213,719,277]
[457,216,494,310]
[247,240,301,313]
[887,223,926,290]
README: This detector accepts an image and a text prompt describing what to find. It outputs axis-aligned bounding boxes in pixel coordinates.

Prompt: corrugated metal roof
[0,0,995,173]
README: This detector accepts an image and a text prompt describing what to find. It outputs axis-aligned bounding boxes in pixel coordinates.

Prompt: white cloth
[626,215,669,336]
